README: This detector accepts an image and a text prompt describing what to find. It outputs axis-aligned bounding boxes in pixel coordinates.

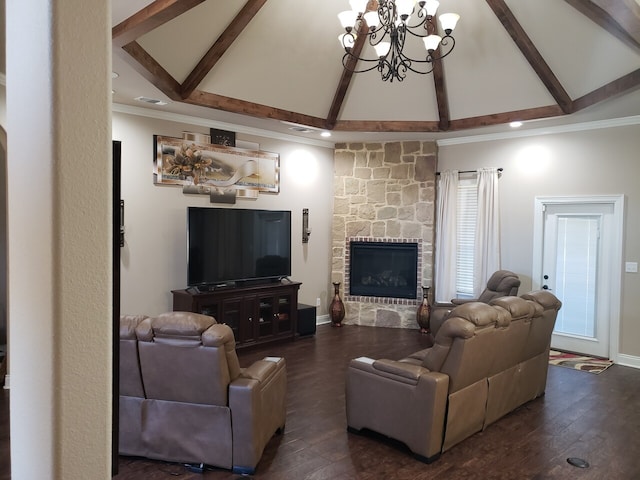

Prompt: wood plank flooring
[2,323,640,479]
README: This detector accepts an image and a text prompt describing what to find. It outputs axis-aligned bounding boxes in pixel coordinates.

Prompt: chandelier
[338,0,460,82]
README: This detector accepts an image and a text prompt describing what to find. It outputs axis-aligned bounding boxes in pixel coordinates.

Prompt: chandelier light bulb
[423,34,442,52]
[349,0,369,14]
[364,11,380,28]
[439,13,460,33]
[374,41,392,57]
[424,0,439,16]
[338,10,358,29]
[395,0,417,19]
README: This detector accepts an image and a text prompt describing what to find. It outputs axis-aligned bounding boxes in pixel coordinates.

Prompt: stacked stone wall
[332,141,437,328]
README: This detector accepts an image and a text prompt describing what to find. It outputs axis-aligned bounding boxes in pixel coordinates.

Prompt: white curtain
[473,167,501,296]
[434,170,458,303]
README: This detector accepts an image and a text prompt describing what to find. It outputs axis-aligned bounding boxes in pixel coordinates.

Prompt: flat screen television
[187,207,292,288]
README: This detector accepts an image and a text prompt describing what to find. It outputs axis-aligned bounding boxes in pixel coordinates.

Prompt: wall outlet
[316,297,321,306]
[625,262,638,273]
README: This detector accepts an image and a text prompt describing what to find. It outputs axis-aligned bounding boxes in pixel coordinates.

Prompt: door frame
[532,195,625,362]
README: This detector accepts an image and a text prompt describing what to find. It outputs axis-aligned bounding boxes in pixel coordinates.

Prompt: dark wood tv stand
[172,280,301,349]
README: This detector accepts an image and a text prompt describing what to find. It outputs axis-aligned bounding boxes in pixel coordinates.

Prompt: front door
[533,196,624,359]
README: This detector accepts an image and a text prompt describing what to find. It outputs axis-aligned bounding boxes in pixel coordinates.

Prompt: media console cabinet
[172,281,301,349]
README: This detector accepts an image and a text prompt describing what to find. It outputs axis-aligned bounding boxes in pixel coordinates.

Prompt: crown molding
[436,115,640,146]
[112,103,335,149]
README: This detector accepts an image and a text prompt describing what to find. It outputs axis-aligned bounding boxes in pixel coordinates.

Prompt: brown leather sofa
[119,311,287,474]
[345,290,561,462]
[430,269,521,335]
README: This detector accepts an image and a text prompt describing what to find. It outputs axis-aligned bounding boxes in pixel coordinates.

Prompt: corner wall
[331,141,437,328]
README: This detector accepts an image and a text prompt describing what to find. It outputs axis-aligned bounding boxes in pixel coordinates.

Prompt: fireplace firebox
[349,241,418,299]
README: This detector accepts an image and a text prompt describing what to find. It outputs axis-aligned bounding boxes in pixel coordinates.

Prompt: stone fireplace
[332,141,436,329]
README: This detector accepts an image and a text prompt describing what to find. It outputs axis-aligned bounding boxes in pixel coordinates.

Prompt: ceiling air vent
[134,96,168,106]
[289,126,314,133]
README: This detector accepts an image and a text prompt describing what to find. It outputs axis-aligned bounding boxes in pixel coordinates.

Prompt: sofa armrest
[228,357,286,473]
[451,298,476,305]
[346,357,449,460]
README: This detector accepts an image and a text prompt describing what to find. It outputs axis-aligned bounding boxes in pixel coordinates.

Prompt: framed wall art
[153,135,280,193]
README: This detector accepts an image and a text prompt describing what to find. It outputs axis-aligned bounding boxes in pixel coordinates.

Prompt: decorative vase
[416,286,431,334]
[330,281,346,327]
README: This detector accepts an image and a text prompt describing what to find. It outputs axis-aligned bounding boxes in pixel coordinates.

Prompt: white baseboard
[317,314,331,325]
[616,354,640,369]
[3,374,9,389]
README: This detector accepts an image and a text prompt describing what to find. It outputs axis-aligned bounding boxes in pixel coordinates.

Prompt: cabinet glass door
[275,294,292,335]
[258,296,275,338]
[221,297,244,342]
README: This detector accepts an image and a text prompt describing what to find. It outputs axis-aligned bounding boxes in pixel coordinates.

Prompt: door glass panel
[553,216,598,338]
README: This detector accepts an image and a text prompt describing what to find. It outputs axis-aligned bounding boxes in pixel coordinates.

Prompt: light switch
[625,262,638,273]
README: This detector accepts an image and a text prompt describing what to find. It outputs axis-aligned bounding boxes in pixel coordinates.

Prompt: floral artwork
[153,135,279,193]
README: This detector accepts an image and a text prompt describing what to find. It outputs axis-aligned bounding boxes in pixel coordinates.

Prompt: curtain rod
[435,167,503,175]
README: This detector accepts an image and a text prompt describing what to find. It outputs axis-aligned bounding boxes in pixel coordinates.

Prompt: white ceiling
[111,0,640,145]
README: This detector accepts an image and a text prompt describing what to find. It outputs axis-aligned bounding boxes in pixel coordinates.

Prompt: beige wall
[112,111,336,318]
[437,124,640,361]
[7,0,112,478]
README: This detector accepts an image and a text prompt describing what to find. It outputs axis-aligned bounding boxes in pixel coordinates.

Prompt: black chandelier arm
[403,19,438,39]
[405,14,433,33]
[431,35,456,61]
[392,51,435,77]
[341,51,386,74]
[366,26,389,47]
[377,2,394,28]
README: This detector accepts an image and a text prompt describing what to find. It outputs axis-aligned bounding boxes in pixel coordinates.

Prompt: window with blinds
[456,177,477,297]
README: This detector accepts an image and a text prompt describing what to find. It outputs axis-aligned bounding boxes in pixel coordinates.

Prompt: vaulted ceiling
[112,0,640,143]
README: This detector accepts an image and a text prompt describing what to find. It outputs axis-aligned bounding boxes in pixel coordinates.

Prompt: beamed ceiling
[112,0,640,144]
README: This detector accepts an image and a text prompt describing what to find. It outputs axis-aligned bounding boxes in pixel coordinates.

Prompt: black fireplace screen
[349,241,418,299]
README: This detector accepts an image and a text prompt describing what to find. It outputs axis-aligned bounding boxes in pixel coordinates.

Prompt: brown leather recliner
[345,290,561,462]
[119,314,148,457]
[118,311,287,475]
[430,270,521,335]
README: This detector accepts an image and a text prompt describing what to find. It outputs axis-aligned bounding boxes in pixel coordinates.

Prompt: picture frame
[153,135,279,193]
[210,128,236,147]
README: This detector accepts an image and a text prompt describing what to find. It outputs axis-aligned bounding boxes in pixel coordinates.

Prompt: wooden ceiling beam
[564,0,640,51]
[430,12,451,131]
[448,105,565,131]
[112,0,206,48]
[180,0,270,99]
[185,91,328,130]
[120,42,183,101]
[332,120,442,132]
[326,12,373,130]
[486,0,574,114]
[432,58,450,131]
[573,68,640,111]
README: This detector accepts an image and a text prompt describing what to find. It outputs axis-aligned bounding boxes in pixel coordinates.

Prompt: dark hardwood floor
[2,323,640,479]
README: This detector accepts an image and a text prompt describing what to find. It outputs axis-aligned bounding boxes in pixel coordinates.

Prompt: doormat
[549,350,613,374]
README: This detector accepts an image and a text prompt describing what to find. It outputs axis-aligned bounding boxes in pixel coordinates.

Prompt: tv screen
[187,207,292,287]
